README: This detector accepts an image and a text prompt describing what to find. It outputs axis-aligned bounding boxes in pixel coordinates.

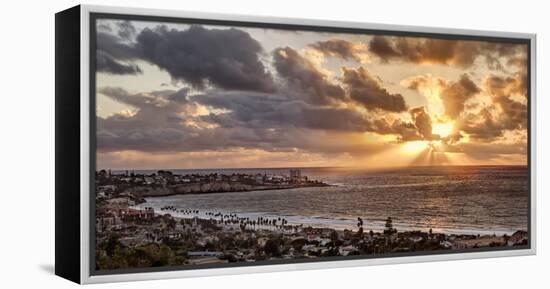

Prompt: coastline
[95,196,528,270]
[134,200,523,237]
[94,167,528,271]
[128,182,330,198]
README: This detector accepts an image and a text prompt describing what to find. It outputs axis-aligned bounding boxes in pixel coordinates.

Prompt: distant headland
[96,169,329,199]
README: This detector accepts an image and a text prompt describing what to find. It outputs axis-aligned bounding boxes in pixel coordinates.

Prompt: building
[254,174,264,184]
[290,169,301,183]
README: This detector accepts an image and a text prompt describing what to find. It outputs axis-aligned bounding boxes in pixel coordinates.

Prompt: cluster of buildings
[96,168,313,188]
[95,190,529,269]
[94,169,528,270]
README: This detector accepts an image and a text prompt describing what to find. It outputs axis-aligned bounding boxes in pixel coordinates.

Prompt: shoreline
[96,197,528,271]
[96,202,528,270]
[94,167,528,270]
[131,182,331,198]
[134,202,524,237]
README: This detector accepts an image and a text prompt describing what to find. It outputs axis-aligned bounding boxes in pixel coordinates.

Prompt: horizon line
[97,163,528,172]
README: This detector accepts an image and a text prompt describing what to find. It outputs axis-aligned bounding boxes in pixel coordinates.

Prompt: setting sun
[432,122,454,138]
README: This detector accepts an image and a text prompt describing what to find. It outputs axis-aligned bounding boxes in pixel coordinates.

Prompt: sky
[94,18,529,170]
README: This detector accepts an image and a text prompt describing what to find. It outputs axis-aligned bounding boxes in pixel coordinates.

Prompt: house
[107,197,131,206]
[254,174,264,184]
[257,237,269,247]
[339,245,357,256]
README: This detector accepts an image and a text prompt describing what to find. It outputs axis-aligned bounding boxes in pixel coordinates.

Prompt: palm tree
[384,217,395,235]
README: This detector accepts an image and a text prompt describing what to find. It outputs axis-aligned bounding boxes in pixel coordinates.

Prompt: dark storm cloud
[96,51,142,75]
[135,25,276,92]
[96,23,275,91]
[486,72,527,98]
[404,74,480,119]
[459,103,526,142]
[456,72,527,141]
[487,73,528,122]
[368,36,526,69]
[486,73,527,131]
[367,118,421,142]
[494,95,527,130]
[97,87,231,152]
[272,47,346,105]
[97,32,141,60]
[368,36,400,62]
[98,86,432,155]
[440,74,481,119]
[195,91,373,132]
[341,67,407,112]
[117,20,137,40]
[96,32,142,75]
[97,87,380,154]
[196,91,439,145]
[366,106,440,142]
[309,39,366,62]
[410,106,438,140]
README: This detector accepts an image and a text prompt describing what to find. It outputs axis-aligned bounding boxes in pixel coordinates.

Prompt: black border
[89,12,532,276]
[55,5,82,284]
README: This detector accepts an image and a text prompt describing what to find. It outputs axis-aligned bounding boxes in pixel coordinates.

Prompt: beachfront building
[290,169,301,183]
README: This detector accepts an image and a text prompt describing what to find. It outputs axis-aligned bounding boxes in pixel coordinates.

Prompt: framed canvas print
[55,4,536,284]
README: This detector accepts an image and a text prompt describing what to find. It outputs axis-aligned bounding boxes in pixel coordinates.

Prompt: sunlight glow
[432,122,454,138]
[401,141,429,154]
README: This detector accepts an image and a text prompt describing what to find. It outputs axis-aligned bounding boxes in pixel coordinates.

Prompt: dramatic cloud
[341,67,407,112]
[485,73,528,132]
[97,87,385,154]
[458,73,527,141]
[98,86,437,156]
[96,32,142,75]
[117,20,137,40]
[196,91,438,144]
[195,90,375,132]
[404,74,480,119]
[368,118,422,142]
[97,87,201,152]
[136,25,276,92]
[486,72,527,98]
[309,39,368,63]
[96,23,276,91]
[440,74,481,119]
[368,36,527,70]
[410,106,437,140]
[95,19,529,168]
[368,36,401,61]
[459,108,503,140]
[273,47,346,105]
[97,51,142,75]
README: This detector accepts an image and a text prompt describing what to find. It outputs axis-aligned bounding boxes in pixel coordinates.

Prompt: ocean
[133,165,529,236]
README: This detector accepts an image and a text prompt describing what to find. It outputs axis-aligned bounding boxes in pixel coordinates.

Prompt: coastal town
[95,169,529,270]
[96,168,328,198]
